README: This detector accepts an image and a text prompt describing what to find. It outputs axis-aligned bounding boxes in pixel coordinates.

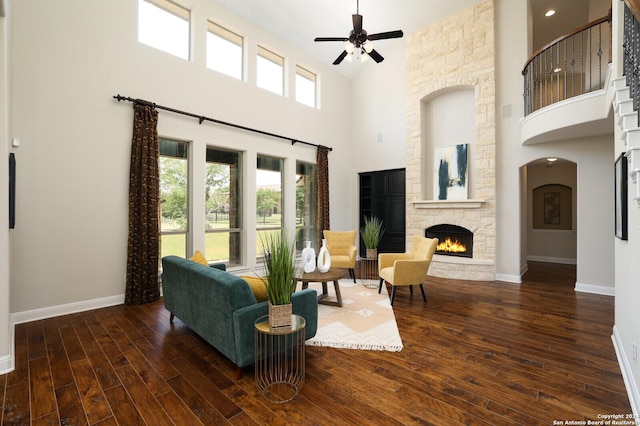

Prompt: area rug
[300,280,403,352]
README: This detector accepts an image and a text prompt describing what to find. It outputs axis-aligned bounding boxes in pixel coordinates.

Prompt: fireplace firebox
[425,224,473,258]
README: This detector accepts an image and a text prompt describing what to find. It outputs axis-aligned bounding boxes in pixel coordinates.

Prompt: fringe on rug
[305,340,403,352]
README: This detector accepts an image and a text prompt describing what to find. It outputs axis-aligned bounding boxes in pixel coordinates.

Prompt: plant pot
[268,302,292,328]
[366,248,377,259]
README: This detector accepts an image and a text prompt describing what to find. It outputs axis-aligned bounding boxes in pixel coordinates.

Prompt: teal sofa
[161,255,318,377]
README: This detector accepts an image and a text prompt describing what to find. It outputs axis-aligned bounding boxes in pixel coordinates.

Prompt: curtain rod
[113,94,331,151]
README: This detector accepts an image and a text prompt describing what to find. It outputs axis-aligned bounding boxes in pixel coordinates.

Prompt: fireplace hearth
[425,224,473,258]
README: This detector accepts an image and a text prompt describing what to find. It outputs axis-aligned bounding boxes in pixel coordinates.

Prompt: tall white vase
[301,241,316,273]
[317,239,331,273]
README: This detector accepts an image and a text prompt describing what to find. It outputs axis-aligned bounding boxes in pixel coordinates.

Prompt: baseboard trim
[527,255,577,265]
[495,273,522,284]
[612,325,640,417]
[574,282,615,296]
[11,294,125,325]
[0,353,13,375]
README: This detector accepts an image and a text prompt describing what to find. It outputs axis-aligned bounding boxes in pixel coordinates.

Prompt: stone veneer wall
[405,0,496,281]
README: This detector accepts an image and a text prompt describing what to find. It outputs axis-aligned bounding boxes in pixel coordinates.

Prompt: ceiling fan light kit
[314,0,403,65]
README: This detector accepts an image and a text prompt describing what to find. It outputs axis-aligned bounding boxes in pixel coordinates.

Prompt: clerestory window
[295,65,317,108]
[138,0,190,60]
[207,21,244,80]
[257,46,284,96]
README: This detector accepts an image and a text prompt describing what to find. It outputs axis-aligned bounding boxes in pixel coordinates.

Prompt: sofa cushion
[189,250,208,266]
[240,276,269,302]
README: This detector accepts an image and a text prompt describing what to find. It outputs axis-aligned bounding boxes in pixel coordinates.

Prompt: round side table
[254,314,306,403]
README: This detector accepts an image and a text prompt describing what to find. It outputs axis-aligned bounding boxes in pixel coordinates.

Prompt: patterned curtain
[315,145,331,247]
[125,102,161,305]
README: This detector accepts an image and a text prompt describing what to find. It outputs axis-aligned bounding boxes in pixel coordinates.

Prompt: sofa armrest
[231,289,318,368]
[209,263,226,271]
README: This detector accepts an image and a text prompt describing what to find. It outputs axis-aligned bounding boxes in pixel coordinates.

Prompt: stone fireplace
[405,0,496,281]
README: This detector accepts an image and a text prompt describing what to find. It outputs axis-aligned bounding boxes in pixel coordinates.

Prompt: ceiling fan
[314,0,404,65]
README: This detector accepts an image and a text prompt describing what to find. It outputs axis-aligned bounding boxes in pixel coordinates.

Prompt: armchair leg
[409,285,414,295]
[378,278,384,294]
[390,286,397,305]
[169,313,175,322]
[349,268,356,283]
[419,284,427,302]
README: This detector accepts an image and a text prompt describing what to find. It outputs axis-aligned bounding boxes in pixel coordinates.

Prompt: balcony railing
[522,13,612,116]
[624,1,640,123]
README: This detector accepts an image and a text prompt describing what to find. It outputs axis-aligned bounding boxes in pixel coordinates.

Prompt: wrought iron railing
[522,13,612,116]
[624,1,640,124]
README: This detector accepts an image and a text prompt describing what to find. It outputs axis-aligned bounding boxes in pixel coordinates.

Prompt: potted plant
[260,231,298,327]
[360,215,385,259]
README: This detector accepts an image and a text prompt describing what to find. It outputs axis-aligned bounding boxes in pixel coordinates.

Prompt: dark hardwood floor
[1,262,631,425]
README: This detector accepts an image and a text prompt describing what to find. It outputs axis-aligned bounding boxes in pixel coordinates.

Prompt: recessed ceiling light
[553,67,562,73]
[547,157,558,162]
[545,9,556,17]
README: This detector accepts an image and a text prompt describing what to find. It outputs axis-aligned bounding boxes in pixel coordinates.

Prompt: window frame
[159,137,190,259]
[138,0,191,60]
[206,21,244,80]
[256,45,285,96]
[256,155,284,260]
[295,65,317,108]
[295,160,316,254]
[204,146,243,267]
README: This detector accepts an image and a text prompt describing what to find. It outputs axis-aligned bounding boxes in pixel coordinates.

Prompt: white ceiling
[212,0,483,78]
[210,0,598,79]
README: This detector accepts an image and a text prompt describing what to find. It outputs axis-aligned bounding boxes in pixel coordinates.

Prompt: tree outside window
[159,138,189,258]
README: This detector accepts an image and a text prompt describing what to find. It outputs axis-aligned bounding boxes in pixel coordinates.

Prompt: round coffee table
[297,268,347,307]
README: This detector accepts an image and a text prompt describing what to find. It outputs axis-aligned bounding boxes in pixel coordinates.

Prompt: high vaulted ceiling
[212,0,483,78]
[211,0,599,79]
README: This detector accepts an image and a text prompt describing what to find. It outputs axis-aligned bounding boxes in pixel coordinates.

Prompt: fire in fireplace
[425,224,473,258]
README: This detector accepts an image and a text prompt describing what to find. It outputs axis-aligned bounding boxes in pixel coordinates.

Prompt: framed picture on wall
[615,153,628,240]
[433,144,468,201]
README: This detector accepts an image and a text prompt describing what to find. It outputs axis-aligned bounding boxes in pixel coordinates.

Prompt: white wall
[0,3,11,371]
[496,0,528,282]
[350,41,407,176]
[7,0,351,314]
[612,0,640,411]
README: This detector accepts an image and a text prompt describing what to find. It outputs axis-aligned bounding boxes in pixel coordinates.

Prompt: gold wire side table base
[254,314,306,403]
[360,257,379,289]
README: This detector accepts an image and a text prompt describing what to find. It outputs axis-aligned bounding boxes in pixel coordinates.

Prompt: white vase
[301,241,316,273]
[317,239,331,273]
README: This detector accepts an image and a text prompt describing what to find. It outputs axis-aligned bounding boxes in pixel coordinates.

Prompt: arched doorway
[521,157,577,268]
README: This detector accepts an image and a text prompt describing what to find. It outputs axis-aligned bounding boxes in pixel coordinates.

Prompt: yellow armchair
[323,230,358,283]
[378,235,438,305]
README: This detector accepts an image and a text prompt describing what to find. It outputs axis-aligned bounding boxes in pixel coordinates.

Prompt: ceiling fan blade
[367,30,404,41]
[367,49,384,63]
[333,50,348,65]
[314,37,349,42]
[352,14,363,34]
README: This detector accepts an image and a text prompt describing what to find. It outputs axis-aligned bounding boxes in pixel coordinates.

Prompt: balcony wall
[520,65,614,145]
